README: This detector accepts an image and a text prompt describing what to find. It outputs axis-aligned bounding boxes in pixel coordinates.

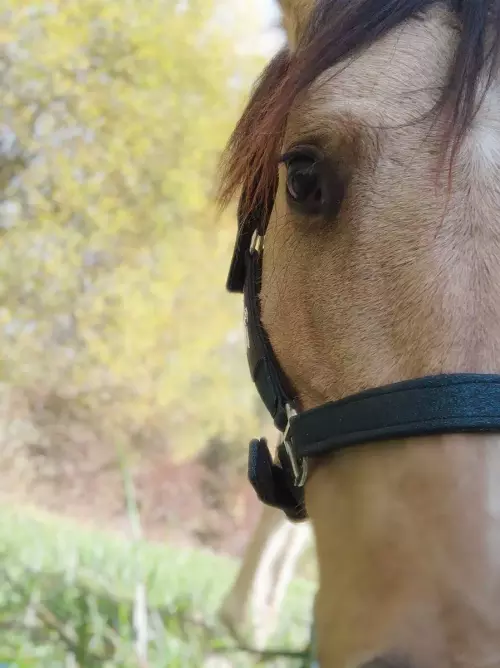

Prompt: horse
[218,0,500,665]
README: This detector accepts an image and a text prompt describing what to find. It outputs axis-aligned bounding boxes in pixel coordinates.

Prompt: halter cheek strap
[242,243,291,433]
[227,198,500,522]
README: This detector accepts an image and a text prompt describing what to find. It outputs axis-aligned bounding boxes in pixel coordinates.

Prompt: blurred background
[0,0,314,665]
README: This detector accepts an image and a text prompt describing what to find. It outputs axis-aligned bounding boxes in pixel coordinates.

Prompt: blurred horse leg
[251,514,311,648]
[219,502,311,648]
[219,503,284,640]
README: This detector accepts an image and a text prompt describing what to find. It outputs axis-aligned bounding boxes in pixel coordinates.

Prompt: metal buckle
[283,404,308,487]
[250,231,263,255]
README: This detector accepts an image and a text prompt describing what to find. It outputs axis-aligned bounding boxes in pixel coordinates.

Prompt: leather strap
[243,251,295,432]
[248,438,306,521]
[289,374,500,458]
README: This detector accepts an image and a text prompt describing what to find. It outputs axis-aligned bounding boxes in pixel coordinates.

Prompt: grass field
[0,505,315,667]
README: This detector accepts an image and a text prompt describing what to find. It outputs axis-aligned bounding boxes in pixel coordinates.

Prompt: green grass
[0,505,315,666]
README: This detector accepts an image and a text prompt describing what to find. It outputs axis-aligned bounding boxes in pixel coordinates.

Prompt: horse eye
[281,147,345,218]
[286,156,322,207]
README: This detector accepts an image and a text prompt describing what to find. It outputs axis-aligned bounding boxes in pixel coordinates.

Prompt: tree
[0,0,267,458]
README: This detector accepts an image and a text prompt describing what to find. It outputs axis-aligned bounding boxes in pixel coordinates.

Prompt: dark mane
[218,0,500,218]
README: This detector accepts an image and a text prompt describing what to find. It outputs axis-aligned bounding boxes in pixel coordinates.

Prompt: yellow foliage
[0,0,268,456]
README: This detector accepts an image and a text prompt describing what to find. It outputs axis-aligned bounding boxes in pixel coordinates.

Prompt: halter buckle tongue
[283,404,308,487]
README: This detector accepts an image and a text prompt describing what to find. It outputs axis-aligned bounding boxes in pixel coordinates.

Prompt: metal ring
[250,231,263,255]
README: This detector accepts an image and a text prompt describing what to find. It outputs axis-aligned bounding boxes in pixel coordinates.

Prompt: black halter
[227,188,500,522]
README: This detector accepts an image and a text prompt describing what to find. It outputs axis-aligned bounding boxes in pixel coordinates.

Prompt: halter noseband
[227,187,500,522]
